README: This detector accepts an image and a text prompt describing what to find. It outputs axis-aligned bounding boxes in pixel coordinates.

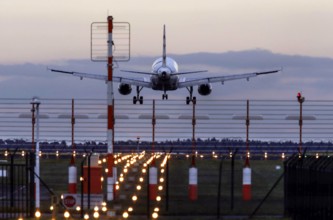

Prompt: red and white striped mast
[106,16,116,201]
[68,99,77,194]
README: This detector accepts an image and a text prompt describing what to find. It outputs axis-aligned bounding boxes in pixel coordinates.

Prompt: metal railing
[0,98,333,154]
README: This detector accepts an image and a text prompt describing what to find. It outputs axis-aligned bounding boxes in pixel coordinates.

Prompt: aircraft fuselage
[151,57,179,91]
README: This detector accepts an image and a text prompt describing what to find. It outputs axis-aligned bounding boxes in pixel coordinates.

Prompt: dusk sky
[1,0,333,64]
[1,1,333,101]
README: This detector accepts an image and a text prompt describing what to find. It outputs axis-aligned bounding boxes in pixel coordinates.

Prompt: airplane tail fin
[162,25,166,67]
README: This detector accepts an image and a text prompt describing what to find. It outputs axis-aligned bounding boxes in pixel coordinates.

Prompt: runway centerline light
[64,210,70,219]
[123,211,129,218]
[35,209,41,218]
[93,211,99,219]
[152,212,158,219]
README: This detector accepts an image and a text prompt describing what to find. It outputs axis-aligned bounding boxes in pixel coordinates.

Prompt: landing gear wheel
[133,86,144,105]
[186,97,190,105]
[162,94,168,100]
[192,96,197,105]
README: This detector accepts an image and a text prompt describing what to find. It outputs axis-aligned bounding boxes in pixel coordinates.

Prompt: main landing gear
[186,86,196,105]
[133,86,143,104]
[132,86,196,105]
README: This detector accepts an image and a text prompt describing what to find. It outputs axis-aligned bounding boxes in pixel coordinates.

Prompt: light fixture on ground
[122,211,129,218]
[35,209,41,218]
[64,210,70,219]
[93,211,99,219]
[152,212,158,219]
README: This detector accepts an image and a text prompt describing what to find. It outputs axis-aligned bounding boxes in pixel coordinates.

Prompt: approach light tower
[90,16,130,201]
[106,16,116,201]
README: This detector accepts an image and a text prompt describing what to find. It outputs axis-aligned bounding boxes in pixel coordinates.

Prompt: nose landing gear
[162,93,168,100]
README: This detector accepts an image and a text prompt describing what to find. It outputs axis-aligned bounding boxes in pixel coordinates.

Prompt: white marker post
[31,97,41,210]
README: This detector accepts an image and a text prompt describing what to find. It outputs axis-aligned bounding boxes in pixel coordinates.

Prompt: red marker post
[68,99,77,194]
[149,100,158,200]
[297,92,305,154]
[189,101,198,201]
[242,100,251,201]
[68,156,77,194]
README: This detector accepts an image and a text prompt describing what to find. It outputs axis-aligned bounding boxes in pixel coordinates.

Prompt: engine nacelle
[198,84,212,96]
[118,83,132,95]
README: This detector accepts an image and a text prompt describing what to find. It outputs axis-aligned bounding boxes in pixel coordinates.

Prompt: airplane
[49,25,280,105]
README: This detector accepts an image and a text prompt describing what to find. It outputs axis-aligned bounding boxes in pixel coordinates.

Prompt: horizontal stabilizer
[120,70,155,75]
[174,70,208,75]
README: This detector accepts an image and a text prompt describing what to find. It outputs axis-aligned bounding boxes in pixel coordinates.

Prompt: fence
[0,151,34,219]
[0,98,333,155]
[284,155,333,219]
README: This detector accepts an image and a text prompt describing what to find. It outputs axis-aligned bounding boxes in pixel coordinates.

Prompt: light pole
[31,96,41,212]
[297,92,305,154]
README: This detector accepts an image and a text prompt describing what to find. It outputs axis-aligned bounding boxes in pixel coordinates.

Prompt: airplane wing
[48,68,107,80]
[178,70,280,88]
[48,68,152,88]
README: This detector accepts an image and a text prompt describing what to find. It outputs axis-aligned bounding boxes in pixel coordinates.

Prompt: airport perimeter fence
[0,98,333,156]
[284,155,333,220]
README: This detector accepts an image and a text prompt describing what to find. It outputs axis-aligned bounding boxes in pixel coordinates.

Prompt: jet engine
[118,83,132,95]
[198,84,212,96]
